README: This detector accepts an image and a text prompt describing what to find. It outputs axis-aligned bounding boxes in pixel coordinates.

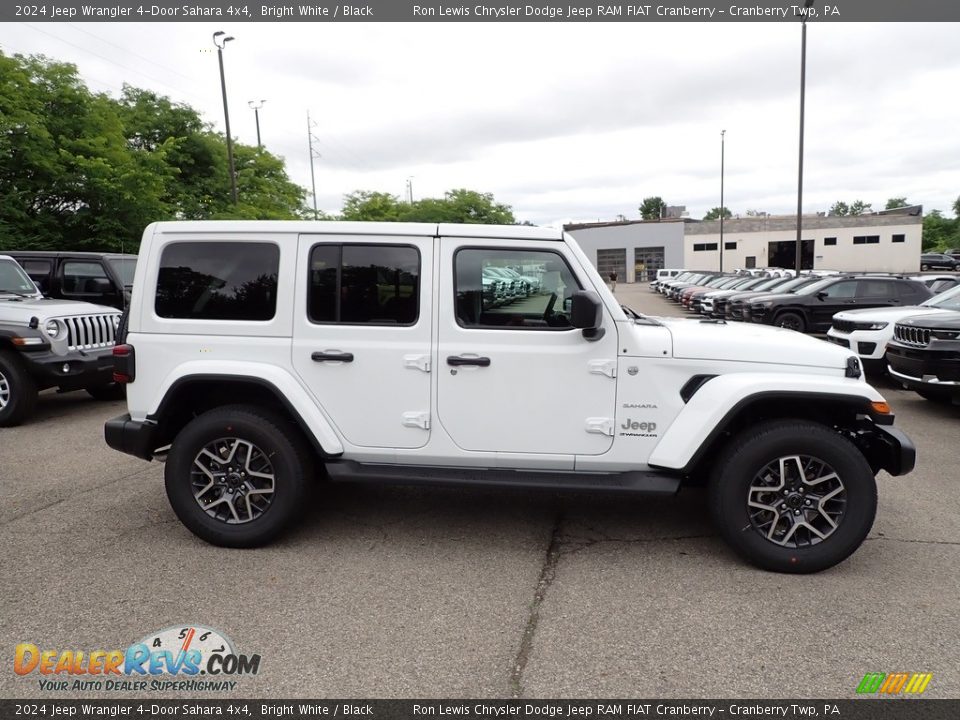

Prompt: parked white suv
[827,284,960,366]
[105,222,915,573]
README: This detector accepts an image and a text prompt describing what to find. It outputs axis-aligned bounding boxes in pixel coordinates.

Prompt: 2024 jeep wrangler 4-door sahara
[104,222,915,573]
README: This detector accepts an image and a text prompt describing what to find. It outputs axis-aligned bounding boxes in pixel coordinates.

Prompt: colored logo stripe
[857,672,932,694]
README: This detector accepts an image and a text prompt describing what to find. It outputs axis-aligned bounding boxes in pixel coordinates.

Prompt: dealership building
[565,205,924,283]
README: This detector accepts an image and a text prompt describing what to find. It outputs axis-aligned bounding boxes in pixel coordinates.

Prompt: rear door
[292,234,434,449]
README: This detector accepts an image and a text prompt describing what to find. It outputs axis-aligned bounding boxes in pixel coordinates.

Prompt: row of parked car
[652,269,960,405]
[0,251,135,426]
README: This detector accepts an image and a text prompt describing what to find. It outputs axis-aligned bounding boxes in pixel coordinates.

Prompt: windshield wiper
[0,289,32,298]
[621,304,664,326]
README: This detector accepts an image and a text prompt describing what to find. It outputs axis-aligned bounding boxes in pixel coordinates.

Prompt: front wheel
[0,350,38,427]
[920,264,930,271]
[774,311,806,333]
[709,420,877,573]
[164,405,312,547]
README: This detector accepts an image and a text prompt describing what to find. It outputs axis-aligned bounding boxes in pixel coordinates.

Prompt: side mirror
[816,291,828,300]
[570,290,605,341]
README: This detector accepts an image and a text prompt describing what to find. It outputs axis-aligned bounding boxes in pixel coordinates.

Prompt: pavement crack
[510,511,564,699]
[867,535,960,547]
[0,465,155,528]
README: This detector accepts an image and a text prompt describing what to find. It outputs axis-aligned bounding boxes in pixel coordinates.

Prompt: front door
[436,239,619,457]
[809,279,859,331]
[292,234,433,449]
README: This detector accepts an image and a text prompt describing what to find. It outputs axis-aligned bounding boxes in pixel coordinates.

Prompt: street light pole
[720,129,726,273]
[795,0,814,272]
[213,31,237,205]
[248,99,265,149]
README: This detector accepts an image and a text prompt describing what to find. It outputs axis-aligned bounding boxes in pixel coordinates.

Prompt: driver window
[454,248,581,329]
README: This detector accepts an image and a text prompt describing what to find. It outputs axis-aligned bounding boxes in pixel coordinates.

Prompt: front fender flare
[647,373,886,472]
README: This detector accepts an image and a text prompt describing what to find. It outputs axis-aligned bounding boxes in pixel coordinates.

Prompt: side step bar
[324,460,681,495]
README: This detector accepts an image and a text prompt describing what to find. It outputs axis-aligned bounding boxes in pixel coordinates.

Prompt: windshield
[107,257,137,287]
[923,284,960,310]
[0,259,39,296]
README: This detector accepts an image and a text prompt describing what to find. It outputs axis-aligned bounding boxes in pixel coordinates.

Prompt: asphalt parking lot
[1,283,958,700]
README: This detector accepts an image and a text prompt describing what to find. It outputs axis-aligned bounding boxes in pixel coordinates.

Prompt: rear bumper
[104,413,158,461]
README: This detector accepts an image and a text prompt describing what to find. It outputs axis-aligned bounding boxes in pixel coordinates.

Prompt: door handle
[446,355,491,367]
[312,351,354,363]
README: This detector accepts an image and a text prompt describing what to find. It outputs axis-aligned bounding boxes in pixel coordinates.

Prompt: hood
[727,290,788,303]
[897,311,960,330]
[653,317,853,370]
[0,297,119,325]
[832,305,943,323]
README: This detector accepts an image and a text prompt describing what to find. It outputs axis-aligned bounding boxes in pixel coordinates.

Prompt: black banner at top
[2,0,960,23]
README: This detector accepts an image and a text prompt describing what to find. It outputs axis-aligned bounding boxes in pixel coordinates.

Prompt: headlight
[755,301,774,308]
[856,321,888,331]
[932,330,960,340]
[44,319,61,338]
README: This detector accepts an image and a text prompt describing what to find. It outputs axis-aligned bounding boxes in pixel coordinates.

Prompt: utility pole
[720,129,726,273]
[248,99,265,149]
[796,0,815,272]
[307,111,320,219]
[406,177,414,204]
[213,31,237,204]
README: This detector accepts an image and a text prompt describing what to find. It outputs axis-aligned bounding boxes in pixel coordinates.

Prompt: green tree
[953,195,960,218]
[703,206,732,221]
[829,201,850,216]
[638,196,666,220]
[339,188,515,224]
[922,210,960,251]
[885,197,909,210]
[849,200,873,215]
[340,191,405,221]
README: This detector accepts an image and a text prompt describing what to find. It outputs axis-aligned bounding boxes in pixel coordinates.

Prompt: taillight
[112,344,136,384]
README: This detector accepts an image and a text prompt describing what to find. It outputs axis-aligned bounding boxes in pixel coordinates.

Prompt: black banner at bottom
[1,700,957,720]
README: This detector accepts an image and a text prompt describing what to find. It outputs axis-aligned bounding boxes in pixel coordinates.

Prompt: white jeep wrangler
[105,221,915,573]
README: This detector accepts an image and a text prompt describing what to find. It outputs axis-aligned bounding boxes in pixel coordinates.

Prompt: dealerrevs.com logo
[14,624,261,692]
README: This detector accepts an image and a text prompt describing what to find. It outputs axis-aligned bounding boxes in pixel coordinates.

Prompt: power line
[65,23,199,86]
[22,23,209,106]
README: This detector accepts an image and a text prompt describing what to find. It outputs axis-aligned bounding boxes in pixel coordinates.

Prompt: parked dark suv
[2,251,136,310]
[886,311,960,404]
[745,275,933,333]
[919,253,958,271]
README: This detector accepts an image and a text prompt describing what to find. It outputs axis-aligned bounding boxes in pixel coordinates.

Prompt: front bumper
[22,345,115,391]
[104,413,158,460]
[825,329,887,360]
[859,424,916,476]
[886,343,960,390]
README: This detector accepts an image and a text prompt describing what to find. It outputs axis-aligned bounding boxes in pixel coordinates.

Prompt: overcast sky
[2,21,958,226]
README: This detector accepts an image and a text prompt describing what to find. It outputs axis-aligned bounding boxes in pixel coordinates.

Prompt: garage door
[634,247,665,283]
[596,248,627,283]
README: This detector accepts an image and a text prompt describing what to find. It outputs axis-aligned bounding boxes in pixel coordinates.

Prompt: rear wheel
[0,350,38,427]
[709,420,877,573]
[920,264,930,271]
[164,405,312,547]
[774,311,806,332]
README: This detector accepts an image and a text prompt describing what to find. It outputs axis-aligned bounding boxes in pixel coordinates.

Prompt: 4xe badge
[14,624,261,693]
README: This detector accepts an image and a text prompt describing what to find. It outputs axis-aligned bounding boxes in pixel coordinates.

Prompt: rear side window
[62,261,109,294]
[858,280,895,299]
[308,244,420,325]
[155,242,279,321]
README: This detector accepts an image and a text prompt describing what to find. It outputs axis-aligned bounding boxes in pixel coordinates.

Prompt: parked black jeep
[745,275,932,334]
[2,251,136,311]
[887,311,960,404]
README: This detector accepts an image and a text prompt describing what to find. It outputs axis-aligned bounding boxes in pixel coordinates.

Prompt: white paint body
[125,222,886,472]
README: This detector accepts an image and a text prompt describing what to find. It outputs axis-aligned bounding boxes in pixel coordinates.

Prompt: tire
[86,383,126,401]
[164,405,313,548]
[709,420,877,573]
[916,388,954,404]
[774,311,806,333]
[920,264,930,271]
[0,350,39,427]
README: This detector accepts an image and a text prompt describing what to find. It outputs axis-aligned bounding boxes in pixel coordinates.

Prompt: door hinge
[585,417,614,436]
[403,354,431,372]
[401,411,431,430]
[587,359,617,378]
